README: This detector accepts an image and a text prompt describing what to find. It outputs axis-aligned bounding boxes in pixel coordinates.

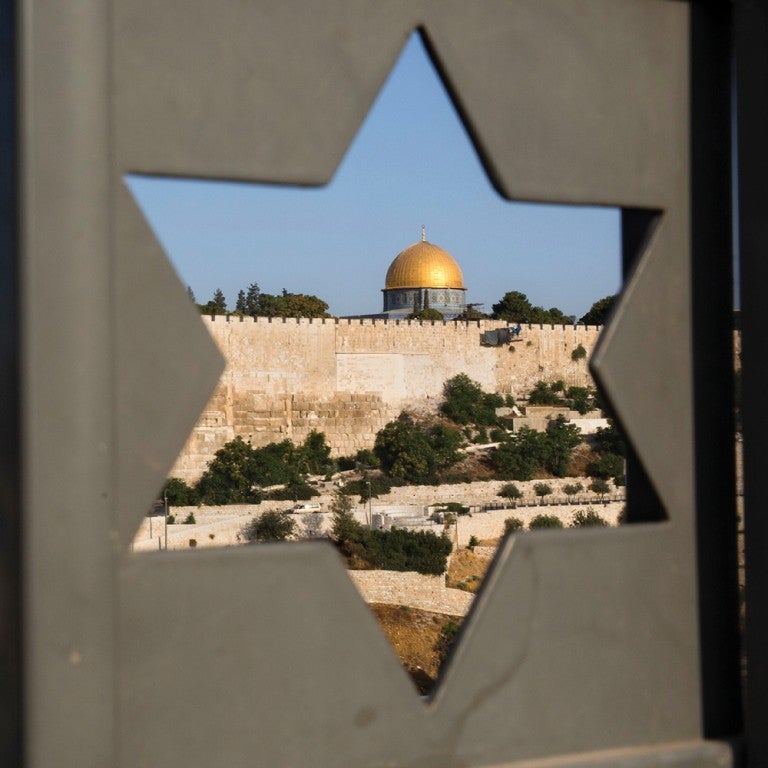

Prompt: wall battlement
[170,317,603,482]
[201,313,603,333]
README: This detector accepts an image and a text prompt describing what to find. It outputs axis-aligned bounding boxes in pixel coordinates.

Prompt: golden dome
[385,232,464,290]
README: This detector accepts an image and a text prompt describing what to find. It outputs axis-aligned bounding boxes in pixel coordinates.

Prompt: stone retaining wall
[348,570,473,616]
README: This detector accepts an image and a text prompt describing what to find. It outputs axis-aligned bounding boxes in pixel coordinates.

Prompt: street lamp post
[164,491,168,550]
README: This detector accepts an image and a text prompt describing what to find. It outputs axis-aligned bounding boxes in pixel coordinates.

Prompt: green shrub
[533,482,553,498]
[491,426,545,480]
[335,455,357,471]
[571,508,609,527]
[504,516,524,535]
[571,344,587,361]
[183,512,196,525]
[529,514,564,529]
[374,414,462,484]
[166,514,175,525]
[565,385,593,414]
[440,373,503,426]
[498,483,522,500]
[332,524,453,575]
[468,535,479,550]
[528,380,562,406]
[586,452,624,479]
[563,482,583,496]
[241,510,296,543]
[355,448,380,469]
[163,477,198,506]
[543,415,582,476]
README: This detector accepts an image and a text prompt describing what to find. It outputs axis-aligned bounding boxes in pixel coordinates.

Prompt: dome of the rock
[381,228,467,319]
[385,240,465,290]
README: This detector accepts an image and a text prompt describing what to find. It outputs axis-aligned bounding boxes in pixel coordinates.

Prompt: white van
[292,502,321,512]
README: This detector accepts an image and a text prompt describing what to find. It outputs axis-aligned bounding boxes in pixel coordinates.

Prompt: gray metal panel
[20,3,116,766]
[592,212,694,525]
[435,527,699,762]
[423,0,688,207]
[121,545,424,768]
[112,0,686,208]
[18,1,729,766]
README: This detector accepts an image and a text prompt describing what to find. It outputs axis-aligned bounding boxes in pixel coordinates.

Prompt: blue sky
[127,33,621,319]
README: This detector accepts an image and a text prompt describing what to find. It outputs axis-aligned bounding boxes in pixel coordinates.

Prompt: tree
[529,514,564,529]
[589,478,611,499]
[212,288,227,313]
[186,286,196,304]
[491,291,535,322]
[235,289,247,313]
[586,452,624,480]
[593,421,626,457]
[498,483,522,500]
[492,291,570,324]
[491,426,545,480]
[440,373,504,427]
[542,415,582,476]
[571,508,609,527]
[163,477,198,506]
[565,385,593,415]
[374,416,434,482]
[250,439,296,487]
[455,304,489,320]
[374,414,461,483]
[504,516,524,535]
[330,490,361,542]
[563,482,584,497]
[241,510,295,542]
[296,430,332,475]
[579,294,618,326]
[408,308,444,321]
[256,289,330,318]
[196,436,261,504]
[440,373,484,424]
[278,289,330,318]
[428,423,464,470]
[245,282,261,315]
[533,482,553,498]
[528,380,562,406]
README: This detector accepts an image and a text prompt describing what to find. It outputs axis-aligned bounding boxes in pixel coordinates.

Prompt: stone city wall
[170,317,602,482]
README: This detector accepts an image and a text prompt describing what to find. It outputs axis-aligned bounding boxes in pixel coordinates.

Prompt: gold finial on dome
[421,225,426,242]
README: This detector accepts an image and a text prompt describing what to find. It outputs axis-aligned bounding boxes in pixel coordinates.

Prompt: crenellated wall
[170,316,603,481]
